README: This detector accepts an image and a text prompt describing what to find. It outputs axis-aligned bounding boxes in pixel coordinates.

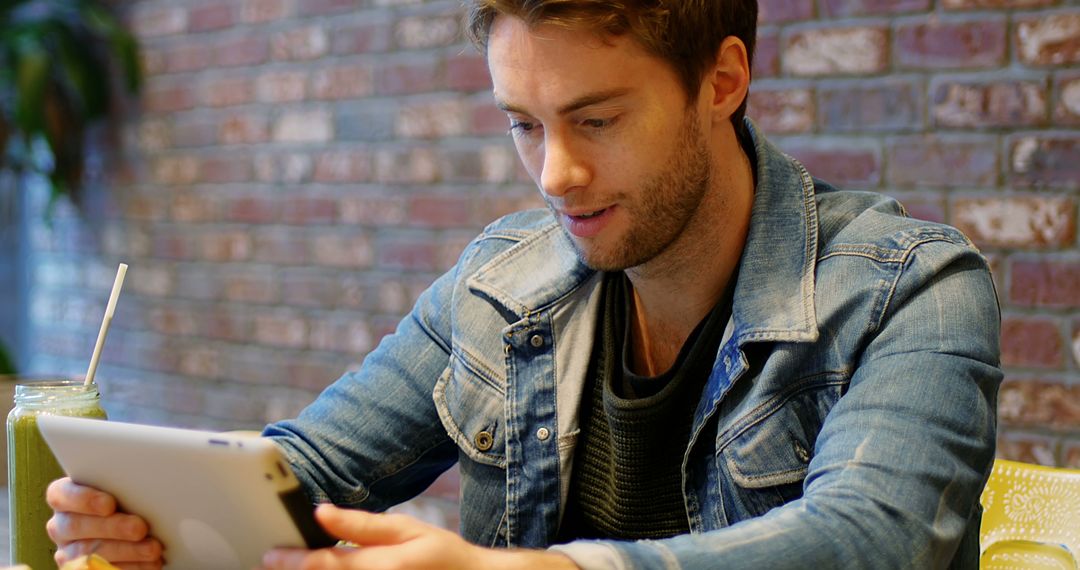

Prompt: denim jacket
[265,122,1002,569]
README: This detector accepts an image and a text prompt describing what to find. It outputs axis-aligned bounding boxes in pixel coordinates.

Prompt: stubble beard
[560,109,714,273]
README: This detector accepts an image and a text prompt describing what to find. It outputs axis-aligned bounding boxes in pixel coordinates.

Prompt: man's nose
[539,133,590,198]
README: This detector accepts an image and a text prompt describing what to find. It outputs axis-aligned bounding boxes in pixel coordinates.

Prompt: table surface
[1,487,9,563]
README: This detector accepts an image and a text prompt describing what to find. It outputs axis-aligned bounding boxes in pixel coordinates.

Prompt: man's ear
[705,36,750,123]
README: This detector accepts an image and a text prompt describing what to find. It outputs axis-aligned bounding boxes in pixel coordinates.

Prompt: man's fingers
[55,538,163,566]
[314,505,422,546]
[47,512,149,543]
[262,547,346,570]
[46,478,116,516]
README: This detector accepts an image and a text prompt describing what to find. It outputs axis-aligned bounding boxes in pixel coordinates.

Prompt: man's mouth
[573,209,607,219]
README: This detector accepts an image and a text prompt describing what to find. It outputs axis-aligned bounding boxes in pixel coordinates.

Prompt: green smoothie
[7,380,107,570]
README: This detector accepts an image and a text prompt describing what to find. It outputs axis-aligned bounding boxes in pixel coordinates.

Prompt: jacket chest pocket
[433,356,509,546]
[717,382,843,521]
[433,354,506,467]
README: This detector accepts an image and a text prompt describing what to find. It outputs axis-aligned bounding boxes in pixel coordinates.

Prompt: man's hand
[46,477,164,570]
[260,504,579,570]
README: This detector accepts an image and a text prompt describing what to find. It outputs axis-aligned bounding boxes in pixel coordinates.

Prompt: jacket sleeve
[551,238,1002,569]
[262,260,462,512]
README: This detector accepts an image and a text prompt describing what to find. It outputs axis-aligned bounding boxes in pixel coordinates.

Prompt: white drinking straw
[85,263,128,387]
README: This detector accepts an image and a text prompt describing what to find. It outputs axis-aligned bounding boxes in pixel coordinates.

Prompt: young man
[48,1,1002,568]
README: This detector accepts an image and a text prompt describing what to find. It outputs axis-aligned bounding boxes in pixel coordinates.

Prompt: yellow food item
[58,553,121,570]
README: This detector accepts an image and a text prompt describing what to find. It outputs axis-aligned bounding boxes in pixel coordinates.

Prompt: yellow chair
[980,459,1080,569]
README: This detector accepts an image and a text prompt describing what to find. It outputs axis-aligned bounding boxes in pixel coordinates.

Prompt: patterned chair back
[980,459,1080,569]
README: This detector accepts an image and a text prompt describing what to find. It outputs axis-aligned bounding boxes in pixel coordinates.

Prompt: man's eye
[509,121,537,134]
[582,118,609,129]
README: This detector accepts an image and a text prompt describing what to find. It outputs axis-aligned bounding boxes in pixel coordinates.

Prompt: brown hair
[464,0,758,130]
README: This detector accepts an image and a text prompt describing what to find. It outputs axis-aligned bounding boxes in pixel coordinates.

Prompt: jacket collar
[468,120,819,343]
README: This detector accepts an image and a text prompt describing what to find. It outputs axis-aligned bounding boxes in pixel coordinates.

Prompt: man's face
[487,17,715,272]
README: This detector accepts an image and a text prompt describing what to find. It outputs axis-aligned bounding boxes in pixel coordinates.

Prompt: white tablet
[38,415,336,569]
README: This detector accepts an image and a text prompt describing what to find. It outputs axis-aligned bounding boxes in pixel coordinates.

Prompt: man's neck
[624,131,754,376]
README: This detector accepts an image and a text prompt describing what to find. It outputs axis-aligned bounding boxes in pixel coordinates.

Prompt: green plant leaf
[13,35,49,132]
[0,339,16,376]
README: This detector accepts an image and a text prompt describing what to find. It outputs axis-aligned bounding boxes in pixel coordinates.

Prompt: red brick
[1065,442,1080,469]
[285,358,344,391]
[1073,319,1080,369]
[151,233,195,261]
[377,60,441,96]
[165,42,213,73]
[759,0,815,24]
[136,119,171,151]
[148,307,198,337]
[178,347,221,379]
[395,15,459,50]
[333,21,393,55]
[313,150,373,183]
[254,314,308,348]
[999,378,1080,427]
[272,26,329,61]
[171,191,219,223]
[747,88,814,134]
[996,431,1059,466]
[1010,258,1080,308]
[202,76,255,107]
[893,191,946,224]
[312,64,373,99]
[131,5,187,38]
[339,193,408,226]
[152,156,199,185]
[226,196,280,224]
[952,196,1075,249]
[819,79,923,132]
[256,71,307,103]
[944,0,1054,8]
[253,228,309,265]
[821,0,929,16]
[374,147,438,183]
[753,30,780,78]
[220,113,270,145]
[240,0,290,24]
[274,110,333,143]
[407,194,473,229]
[446,53,492,92]
[171,117,218,147]
[281,271,341,308]
[931,78,1048,128]
[1054,73,1080,125]
[216,35,268,67]
[282,197,338,225]
[309,320,373,354]
[376,234,440,271]
[1001,318,1065,369]
[189,4,234,32]
[143,83,196,113]
[224,271,280,304]
[784,141,882,187]
[1008,134,1080,189]
[200,230,253,261]
[201,310,253,342]
[470,100,508,136]
[886,136,997,187]
[783,26,889,76]
[304,0,355,15]
[199,155,252,183]
[398,99,469,139]
[1016,12,1080,67]
[895,17,1007,69]
[311,232,373,268]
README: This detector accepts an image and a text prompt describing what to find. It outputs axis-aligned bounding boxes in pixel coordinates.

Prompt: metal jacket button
[474,430,494,451]
[536,427,550,441]
[530,334,544,348]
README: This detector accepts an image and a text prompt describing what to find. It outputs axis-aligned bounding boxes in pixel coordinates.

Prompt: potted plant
[0,0,143,375]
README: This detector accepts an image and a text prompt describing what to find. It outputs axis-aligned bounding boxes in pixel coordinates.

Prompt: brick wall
[17,0,1080,525]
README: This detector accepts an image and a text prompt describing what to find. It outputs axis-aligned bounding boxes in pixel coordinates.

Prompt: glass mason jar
[7,380,107,569]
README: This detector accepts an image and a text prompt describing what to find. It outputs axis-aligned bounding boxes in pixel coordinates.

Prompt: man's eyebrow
[495,88,632,116]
